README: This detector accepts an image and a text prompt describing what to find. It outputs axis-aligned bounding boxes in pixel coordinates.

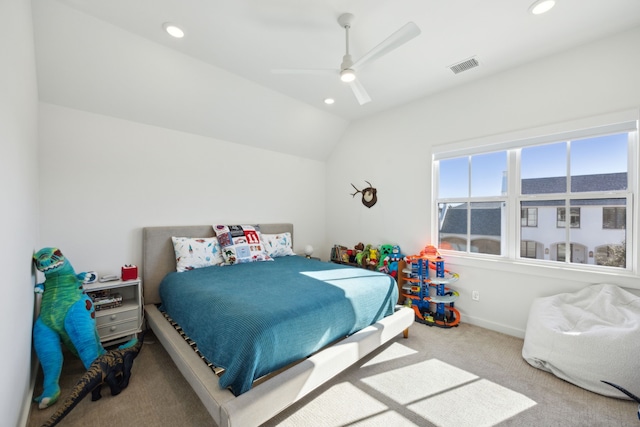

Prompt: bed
[142,223,414,427]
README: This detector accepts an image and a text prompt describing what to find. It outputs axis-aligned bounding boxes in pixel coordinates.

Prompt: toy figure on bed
[32,247,106,409]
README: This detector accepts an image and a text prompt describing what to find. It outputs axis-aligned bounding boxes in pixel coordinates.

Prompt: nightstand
[84,278,143,344]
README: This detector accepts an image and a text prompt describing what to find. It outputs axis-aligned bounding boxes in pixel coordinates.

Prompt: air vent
[449,57,479,74]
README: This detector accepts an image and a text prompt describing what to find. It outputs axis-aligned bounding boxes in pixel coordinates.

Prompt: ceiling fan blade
[271,68,338,76]
[348,79,372,105]
[352,22,420,70]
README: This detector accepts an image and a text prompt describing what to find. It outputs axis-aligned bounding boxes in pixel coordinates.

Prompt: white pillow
[261,232,296,258]
[171,236,225,272]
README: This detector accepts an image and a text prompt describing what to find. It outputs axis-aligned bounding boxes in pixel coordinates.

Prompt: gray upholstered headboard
[142,223,294,305]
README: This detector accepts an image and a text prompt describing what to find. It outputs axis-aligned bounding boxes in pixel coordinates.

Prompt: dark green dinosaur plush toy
[41,335,144,427]
[32,247,107,409]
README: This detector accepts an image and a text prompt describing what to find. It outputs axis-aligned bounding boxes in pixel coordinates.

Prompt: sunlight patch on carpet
[274,358,536,427]
[362,342,418,368]
[273,382,417,427]
[361,358,478,405]
[409,378,537,426]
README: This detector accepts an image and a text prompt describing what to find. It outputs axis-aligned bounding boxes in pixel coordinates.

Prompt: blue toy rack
[401,251,460,328]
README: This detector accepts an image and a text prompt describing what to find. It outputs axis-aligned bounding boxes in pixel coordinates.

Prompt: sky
[438,132,628,198]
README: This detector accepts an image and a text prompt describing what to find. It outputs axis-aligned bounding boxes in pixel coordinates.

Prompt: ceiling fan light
[163,22,185,38]
[340,69,356,83]
[529,0,556,15]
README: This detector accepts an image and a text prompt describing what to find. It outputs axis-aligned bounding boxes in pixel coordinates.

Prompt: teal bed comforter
[159,256,398,395]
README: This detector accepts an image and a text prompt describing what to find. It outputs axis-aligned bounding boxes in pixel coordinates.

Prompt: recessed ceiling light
[529,0,556,15]
[163,22,184,38]
[324,98,335,105]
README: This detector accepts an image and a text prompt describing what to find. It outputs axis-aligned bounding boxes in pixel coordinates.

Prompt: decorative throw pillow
[171,236,225,272]
[262,233,296,258]
[213,225,273,265]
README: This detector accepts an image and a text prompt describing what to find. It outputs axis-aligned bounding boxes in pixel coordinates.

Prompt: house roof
[441,173,627,235]
[521,172,627,194]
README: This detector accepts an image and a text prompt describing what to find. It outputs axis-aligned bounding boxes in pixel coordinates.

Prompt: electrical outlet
[472,290,480,301]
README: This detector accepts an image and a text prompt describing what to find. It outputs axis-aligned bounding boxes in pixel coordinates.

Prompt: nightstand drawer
[97,318,139,339]
[95,307,138,327]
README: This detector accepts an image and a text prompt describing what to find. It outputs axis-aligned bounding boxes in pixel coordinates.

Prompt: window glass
[438,202,467,251]
[470,202,503,255]
[439,157,468,198]
[595,244,626,267]
[521,207,537,227]
[434,121,635,273]
[571,133,627,192]
[520,240,538,258]
[521,200,563,262]
[471,152,507,197]
[557,207,580,228]
[603,206,626,229]
[521,142,567,194]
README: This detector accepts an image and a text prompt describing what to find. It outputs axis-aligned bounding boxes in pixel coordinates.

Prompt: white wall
[38,103,326,276]
[326,26,640,337]
[0,0,40,425]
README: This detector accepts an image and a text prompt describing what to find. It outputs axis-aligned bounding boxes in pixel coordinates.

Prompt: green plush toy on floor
[32,247,106,409]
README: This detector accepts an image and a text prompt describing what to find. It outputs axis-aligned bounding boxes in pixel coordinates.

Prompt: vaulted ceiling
[32,0,640,160]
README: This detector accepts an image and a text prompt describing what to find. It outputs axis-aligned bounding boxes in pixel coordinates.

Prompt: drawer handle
[110,314,117,321]
[110,326,117,332]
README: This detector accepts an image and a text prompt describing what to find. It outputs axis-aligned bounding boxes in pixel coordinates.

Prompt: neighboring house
[439,173,627,267]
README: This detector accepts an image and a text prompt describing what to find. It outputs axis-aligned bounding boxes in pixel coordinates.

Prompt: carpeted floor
[26,322,637,426]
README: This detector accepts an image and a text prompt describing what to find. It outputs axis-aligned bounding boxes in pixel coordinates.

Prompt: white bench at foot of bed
[145,304,414,427]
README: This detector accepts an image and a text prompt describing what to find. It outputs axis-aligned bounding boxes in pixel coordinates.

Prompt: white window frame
[431,110,639,279]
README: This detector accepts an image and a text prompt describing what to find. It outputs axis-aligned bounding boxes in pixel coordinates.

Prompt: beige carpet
[27,323,637,426]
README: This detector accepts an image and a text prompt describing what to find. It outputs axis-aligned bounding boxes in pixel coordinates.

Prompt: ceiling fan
[272,13,421,105]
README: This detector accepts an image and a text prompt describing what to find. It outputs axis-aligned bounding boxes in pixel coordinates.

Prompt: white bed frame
[142,224,414,427]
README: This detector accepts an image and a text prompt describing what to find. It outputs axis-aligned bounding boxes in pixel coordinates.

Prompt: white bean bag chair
[522,283,640,399]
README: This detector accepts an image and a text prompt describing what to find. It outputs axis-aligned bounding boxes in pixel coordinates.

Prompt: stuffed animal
[42,334,144,427]
[367,246,379,268]
[378,245,394,268]
[32,247,106,409]
[386,245,406,278]
[354,242,365,265]
[361,244,372,267]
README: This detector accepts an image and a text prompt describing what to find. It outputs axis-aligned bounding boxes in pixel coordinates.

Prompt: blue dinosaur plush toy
[32,247,106,409]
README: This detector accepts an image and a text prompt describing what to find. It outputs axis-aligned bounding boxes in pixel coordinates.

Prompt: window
[433,113,637,272]
[603,207,626,229]
[557,207,580,228]
[521,240,538,258]
[521,208,537,227]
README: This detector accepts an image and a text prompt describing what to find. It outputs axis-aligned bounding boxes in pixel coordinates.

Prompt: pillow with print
[171,236,225,272]
[213,224,273,265]
[262,232,296,258]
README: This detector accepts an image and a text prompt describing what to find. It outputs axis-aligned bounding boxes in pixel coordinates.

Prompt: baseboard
[18,352,39,427]
[463,315,526,339]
